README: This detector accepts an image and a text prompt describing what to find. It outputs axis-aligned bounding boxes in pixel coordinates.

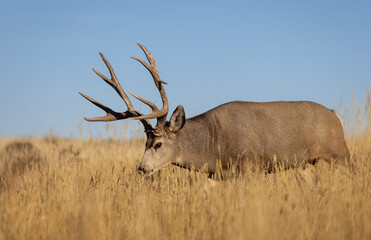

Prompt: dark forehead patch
[146,137,154,148]
[145,128,166,148]
[145,132,157,148]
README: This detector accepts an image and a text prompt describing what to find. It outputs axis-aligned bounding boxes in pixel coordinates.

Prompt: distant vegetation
[0,92,370,240]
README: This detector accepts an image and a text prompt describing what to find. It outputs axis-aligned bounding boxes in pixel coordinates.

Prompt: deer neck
[173,120,217,172]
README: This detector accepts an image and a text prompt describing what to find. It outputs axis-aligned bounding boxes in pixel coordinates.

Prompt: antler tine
[93,52,135,112]
[133,43,168,87]
[79,92,128,121]
[136,43,153,65]
[127,90,159,112]
[130,43,169,126]
[80,91,153,131]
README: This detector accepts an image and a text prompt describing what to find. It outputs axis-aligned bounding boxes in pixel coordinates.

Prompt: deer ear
[168,105,186,133]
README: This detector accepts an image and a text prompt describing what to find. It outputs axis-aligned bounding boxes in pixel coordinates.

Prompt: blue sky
[0,0,370,137]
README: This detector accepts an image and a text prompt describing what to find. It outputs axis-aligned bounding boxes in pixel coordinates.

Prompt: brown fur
[139,101,349,175]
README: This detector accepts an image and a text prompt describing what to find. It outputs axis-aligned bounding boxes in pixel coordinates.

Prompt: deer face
[138,106,186,175]
[138,132,176,175]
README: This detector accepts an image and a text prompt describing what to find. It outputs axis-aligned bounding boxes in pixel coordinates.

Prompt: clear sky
[0,0,370,137]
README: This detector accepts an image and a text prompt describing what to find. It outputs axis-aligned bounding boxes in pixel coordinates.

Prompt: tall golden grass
[0,93,370,240]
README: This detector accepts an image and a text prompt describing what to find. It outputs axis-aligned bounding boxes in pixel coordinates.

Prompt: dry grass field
[0,94,370,240]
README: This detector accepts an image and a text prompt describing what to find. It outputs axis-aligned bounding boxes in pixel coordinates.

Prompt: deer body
[154,101,349,174]
[81,43,349,175]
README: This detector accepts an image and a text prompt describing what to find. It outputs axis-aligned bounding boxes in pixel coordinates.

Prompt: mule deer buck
[80,43,350,176]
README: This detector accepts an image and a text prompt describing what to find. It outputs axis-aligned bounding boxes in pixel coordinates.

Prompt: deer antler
[129,43,169,126]
[80,43,169,130]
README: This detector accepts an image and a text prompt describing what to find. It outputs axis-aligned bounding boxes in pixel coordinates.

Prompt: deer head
[80,43,186,175]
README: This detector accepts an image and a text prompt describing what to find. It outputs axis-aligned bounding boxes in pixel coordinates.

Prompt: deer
[80,43,350,178]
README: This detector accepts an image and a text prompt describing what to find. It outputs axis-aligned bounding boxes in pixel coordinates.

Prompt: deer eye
[154,142,162,150]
